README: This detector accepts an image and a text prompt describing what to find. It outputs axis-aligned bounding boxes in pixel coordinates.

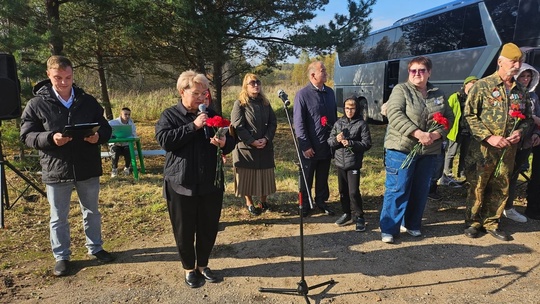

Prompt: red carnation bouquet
[206,115,231,187]
[494,104,526,177]
[400,112,449,169]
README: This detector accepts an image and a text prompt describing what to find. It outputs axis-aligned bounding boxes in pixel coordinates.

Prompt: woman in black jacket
[328,96,372,231]
[155,70,234,288]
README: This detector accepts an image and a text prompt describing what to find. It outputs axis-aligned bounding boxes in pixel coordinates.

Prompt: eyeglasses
[409,68,427,75]
[248,80,261,87]
[185,89,209,99]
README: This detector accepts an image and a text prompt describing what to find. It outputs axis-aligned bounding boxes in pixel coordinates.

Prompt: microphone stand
[258,99,335,303]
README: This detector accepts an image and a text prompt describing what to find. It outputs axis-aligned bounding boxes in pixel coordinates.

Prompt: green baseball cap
[463,76,478,86]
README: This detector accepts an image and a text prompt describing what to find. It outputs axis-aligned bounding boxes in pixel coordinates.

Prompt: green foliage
[290,52,335,86]
[1,0,375,118]
[0,120,21,148]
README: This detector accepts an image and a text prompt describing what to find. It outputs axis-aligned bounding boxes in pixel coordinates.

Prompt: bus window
[514,0,540,46]
[485,0,518,43]
[401,4,485,56]
[460,5,486,49]
[338,37,372,66]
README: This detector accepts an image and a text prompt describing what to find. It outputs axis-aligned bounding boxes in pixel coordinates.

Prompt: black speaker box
[0,53,22,120]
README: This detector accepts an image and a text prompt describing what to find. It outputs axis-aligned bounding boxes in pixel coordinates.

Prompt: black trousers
[506,147,531,209]
[526,145,540,215]
[165,182,223,270]
[110,145,131,169]
[298,158,330,209]
[336,167,364,218]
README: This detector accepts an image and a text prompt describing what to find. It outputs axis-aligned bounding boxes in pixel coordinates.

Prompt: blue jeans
[380,149,435,235]
[46,177,103,261]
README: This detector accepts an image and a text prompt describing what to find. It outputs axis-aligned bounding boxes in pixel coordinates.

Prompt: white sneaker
[400,226,421,237]
[503,208,527,223]
[111,168,118,177]
[381,233,394,243]
[407,229,422,237]
[123,167,131,176]
[438,174,462,188]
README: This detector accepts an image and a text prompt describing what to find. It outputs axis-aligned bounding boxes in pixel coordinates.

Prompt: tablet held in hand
[62,122,100,138]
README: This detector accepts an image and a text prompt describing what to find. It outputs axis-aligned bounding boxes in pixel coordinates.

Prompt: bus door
[385,60,400,103]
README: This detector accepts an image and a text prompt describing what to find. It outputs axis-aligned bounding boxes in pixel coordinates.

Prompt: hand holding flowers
[206,115,231,187]
[494,105,526,177]
[400,112,449,169]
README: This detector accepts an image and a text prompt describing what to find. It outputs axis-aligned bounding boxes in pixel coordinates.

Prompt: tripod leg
[0,162,6,228]
[4,161,46,197]
[307,278,335,290]
[258,286,298,294]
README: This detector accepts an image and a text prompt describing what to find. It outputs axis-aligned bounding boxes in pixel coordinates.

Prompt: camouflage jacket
[464,71,533,142]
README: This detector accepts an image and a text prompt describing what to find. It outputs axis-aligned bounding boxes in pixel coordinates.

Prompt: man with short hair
[463,43,533,241]
[20,55,114,276]
[293,61,337,217]
[108,107,137,177]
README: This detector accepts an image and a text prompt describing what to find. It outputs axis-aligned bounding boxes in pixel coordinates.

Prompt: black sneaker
[53,260,70,277]
[259,202,269,212]
[247,205,261,216]
[320,206,335,216]
[92,250,115,263]
[355,217,366,232]
[335,213,352,226]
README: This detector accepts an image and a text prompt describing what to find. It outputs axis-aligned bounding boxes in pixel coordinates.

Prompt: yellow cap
[500,43,522,61]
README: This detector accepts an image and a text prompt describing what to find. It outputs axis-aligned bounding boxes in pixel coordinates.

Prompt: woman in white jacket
[506,63,540,221]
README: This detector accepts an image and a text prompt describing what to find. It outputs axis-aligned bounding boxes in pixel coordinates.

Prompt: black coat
[155,101,235,194]
[327,97,372,170]
[20,80,112,183]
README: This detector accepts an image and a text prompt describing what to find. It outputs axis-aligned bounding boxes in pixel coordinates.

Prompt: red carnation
[321,116,328,127]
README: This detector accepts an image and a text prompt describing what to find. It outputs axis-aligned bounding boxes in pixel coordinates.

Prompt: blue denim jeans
[380,149,436,235]
[46,177,103,261]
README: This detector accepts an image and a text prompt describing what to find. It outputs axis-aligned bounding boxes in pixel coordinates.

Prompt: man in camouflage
[463,43,533,241]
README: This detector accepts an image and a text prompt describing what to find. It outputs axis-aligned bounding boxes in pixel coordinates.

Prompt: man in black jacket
[20,55,114,276]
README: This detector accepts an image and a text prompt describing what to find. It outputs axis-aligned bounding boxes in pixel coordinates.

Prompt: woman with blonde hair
[156,70,235,288]
[231,73,277,215]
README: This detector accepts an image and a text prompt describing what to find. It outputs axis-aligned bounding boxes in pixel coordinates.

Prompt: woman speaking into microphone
[155,70,234,288]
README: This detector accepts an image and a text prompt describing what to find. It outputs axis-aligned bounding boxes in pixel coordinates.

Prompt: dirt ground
[2,184,540,304]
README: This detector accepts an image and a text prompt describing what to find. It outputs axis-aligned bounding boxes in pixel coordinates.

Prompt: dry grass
[0,87,388,276]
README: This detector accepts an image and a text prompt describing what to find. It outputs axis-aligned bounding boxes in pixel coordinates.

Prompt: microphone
[198,103,207,114]
[198,104,210,139]
[277,89,291,107]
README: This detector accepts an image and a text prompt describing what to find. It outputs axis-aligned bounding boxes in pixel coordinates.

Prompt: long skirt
[234,167,276,197]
